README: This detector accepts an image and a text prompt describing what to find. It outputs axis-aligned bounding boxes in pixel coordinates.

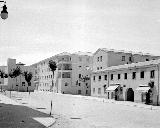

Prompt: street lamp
[0,1,8,20]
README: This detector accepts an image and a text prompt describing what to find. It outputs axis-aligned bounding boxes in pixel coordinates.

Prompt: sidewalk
[0,93,56,128]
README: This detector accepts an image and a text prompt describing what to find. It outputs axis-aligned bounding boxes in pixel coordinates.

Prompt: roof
[94,59,160,73]
[72,51,93,56]
[56,52,71,56]
[16,62,25,65]
[93,48,160,57]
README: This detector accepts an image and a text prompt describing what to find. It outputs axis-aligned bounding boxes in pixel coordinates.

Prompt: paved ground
[0,93,55,128]
[4,91,160,128]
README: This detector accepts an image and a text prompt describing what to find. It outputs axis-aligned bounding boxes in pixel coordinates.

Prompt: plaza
[3,91,160,128]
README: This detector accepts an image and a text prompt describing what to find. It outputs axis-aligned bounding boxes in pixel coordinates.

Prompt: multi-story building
[1,58,35,92]
[31,51,92,96]
[91,48,160,105]
[93,48,160,72]
[91,59,160,105]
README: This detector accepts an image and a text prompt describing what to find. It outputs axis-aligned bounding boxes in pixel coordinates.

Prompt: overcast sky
[0,0,160,65]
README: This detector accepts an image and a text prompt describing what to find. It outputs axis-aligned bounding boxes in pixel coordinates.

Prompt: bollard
[50,100,52,116]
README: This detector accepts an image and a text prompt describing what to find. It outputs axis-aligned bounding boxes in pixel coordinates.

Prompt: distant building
[31,51,92,96]
[0,58,35,92]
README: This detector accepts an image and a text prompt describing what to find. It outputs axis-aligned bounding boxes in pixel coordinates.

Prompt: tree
[8,66,22,91]
[23,71,33,92]
[0,70,5,78]
[13,66,22,87]
[48,60,57,92]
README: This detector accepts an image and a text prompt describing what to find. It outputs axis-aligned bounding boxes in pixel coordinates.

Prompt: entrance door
[146,89,152,104]
[126,88,134,102]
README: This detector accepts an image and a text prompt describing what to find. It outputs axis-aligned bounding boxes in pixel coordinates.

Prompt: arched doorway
[146,89,152,104]
[126,88,134,102]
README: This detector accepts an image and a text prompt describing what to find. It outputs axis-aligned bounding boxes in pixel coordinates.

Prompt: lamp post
[0,1,8,20]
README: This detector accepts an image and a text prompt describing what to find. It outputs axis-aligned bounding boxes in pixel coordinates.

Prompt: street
[4,91,160,128]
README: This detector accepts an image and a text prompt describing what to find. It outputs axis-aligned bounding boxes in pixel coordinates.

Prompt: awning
[106,85,119,91]
[136,85,150,93]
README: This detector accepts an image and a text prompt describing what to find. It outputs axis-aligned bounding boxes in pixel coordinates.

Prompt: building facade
[31,52,92,96]
[91,60,160,105]
[91,48,160,105]
[93,48,160,72]
[2,58,35,92]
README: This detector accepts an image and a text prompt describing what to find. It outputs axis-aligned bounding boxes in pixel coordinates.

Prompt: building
[31,51,92,96]
[91,48,160,105]
[93,48,160,72]
[1,58,35,92]
[91,59,160,105]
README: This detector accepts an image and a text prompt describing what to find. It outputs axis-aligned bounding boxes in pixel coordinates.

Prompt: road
[5,91,160,128]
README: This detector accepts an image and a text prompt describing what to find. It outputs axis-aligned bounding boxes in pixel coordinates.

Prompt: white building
[1,58,35,92]
[91,59,160,105]
[31,51,92,95]
[93,48,160,72]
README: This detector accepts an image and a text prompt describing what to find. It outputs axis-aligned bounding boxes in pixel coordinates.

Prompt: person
[2,4,7,13]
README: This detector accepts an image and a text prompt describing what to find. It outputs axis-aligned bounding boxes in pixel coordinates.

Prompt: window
[104,75,107,80]
[22,82,25,86]
[150,70,155,78]
[104,85,106,93]
[108,92,109,99]
[129,57,132,62]
[118,74,121,80]
[93,88,95,94]
[97,57,99,62]
[86,90,88,94]
[62,72,71,78]
[99,76,101,81]
[100,56,102,62]
[65,82,68,86]
[140,71,144,78]
[79,57,82,61]
[93,76,95,81]
[122,56,125,61]
[132,72,136,79]
[124,73,127,79]
[98,88,101,94]
[79,74,81,78]
[111,74,113,80]
[79,83,81,86]
[78,90,81,94]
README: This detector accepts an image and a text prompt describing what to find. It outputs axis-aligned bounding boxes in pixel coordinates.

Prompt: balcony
[58,64,72,70]
[34,77,39,83]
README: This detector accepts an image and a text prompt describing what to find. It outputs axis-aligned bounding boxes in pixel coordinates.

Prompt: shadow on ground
[0,103,51,128]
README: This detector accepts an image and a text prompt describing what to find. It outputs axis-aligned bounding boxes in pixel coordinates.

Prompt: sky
[0,0,160,65]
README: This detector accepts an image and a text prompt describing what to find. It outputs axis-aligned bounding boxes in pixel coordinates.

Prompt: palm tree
[23,71,33,92]
[48,60,57,92]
